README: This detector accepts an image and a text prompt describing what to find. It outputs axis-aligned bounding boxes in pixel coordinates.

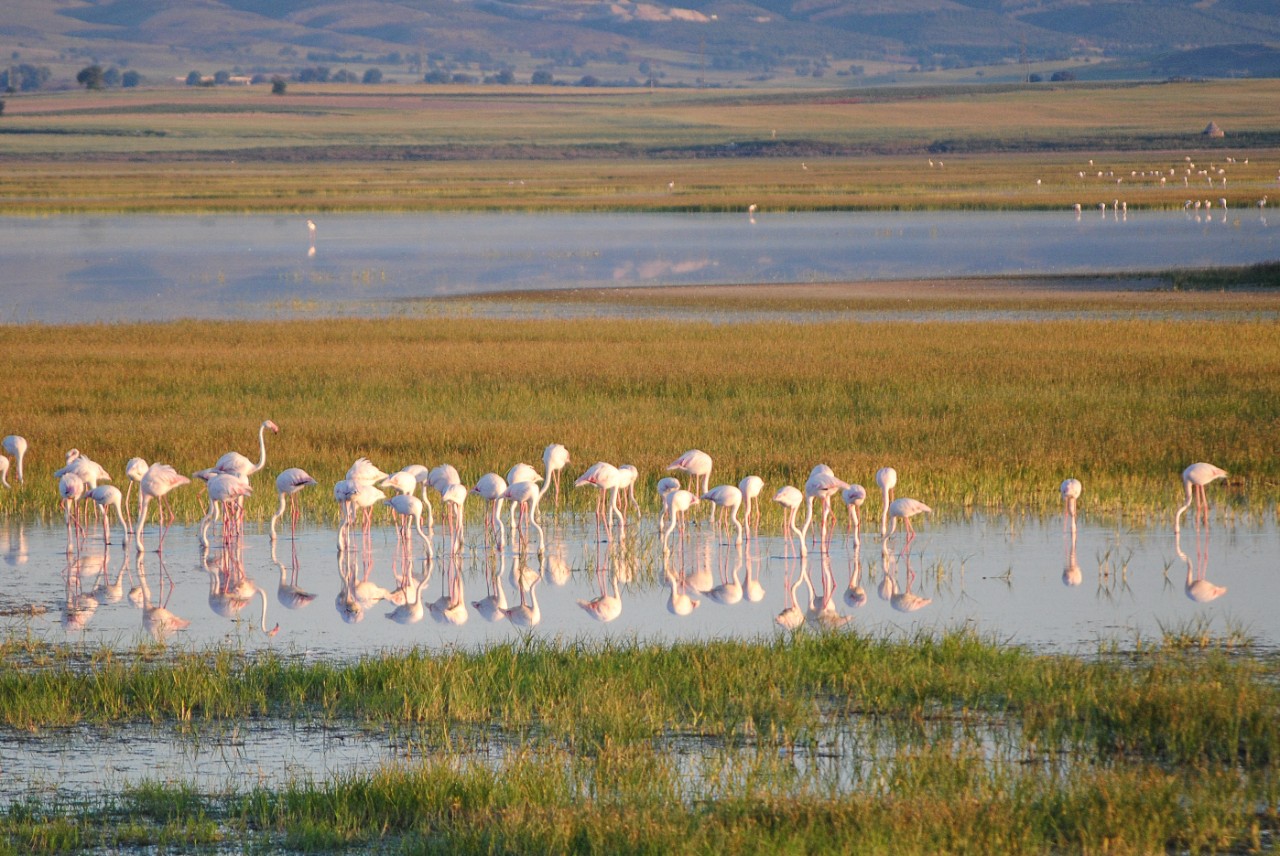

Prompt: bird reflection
[471,550,510,623]
[202,543,279,636]
[60,553,99,632]
[134,553,190,641]
[385,560,432,625]
[775,555,812,630]
[0,523,29,566]
[1062,529,1082,587]
[90,544,130,605]
[1176,529,1227,603]
[743,544,765,603]
[501,561,541,628]
[703,543,744,606]
[884,546,931,613]
[844,544,867,608]
[578,544,623,623]
[663,547,700,617]
[428,551,469,626]
[808,552,850,628]
[273,540,316,611]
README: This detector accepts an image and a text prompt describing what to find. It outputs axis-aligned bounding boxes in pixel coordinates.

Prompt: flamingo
[0,457,8,489]
[59,472,89,540]
[56,449,111,490]
[616,464,641,515]
[656,477,681,529]
[215,420,278,479]
[876,466,897,538]
[198,473,252,546]
[842,483,867,543]
[701,484,744,543]
[441,482,468,551]
[772,485,808,556]
[1,436,26,484]
[542,444,570,508]
[270,467,317,541]
[575,462,626,539]
[384,493,433,556]
[738,475,764,534]
[502,479,545,554]
[885,497,932,544]
[506,462,542,487]
[347,456,389,488]
[805,468,848,550]
[661,489,699,550]
[134,464,191,551]
[1060,478,1082,533]
[378,470,417,496]
[1174,462,1228,533]
[471,472,509,549]
[88,485,128,546]
[124,457,149,528]
[667,449,713,513]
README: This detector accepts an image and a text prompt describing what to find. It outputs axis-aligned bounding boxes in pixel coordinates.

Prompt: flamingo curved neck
[251,424,270,474]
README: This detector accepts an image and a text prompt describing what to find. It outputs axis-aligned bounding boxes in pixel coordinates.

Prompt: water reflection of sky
[0,211,1274,323]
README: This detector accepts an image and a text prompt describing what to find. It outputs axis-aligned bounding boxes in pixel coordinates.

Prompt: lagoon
[1,210,1275,323]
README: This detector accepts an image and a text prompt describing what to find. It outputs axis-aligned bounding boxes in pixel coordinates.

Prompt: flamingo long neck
[881,487,891,536]
[252,424,270,474]
[799,497,814,540]
[1174,479,1195,529]
[135,497,150,550]
[270,493,287,538]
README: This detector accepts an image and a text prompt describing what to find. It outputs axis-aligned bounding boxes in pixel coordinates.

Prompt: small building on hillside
[1202,121,1225,138]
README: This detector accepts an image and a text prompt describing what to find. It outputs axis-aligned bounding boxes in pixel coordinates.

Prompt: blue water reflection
[0,210,1274,323]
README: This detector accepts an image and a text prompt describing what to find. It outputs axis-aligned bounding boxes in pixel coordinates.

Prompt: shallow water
[0,510,1268,803]
[1,210,1275,323]
[0,511,1267,656]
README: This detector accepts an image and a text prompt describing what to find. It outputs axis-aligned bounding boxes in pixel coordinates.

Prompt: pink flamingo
[270,467,317,541]
[215,420,278,478]
[542,444,571,508]
[1,436,26,484]
[134,464,191,551]
[1174,462,1227,533]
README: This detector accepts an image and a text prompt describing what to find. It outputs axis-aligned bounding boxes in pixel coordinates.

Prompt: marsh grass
[0,313,1276,526]
[0,632,1278,853]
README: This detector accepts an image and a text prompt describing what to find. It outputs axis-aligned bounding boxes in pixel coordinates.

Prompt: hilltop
[2,0,1279,91]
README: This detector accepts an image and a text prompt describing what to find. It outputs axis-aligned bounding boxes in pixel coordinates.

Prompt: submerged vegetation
[0,631,1277,853]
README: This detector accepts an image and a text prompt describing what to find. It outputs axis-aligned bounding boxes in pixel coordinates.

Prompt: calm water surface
[0,510,1267,801]
[1,210,1275,323]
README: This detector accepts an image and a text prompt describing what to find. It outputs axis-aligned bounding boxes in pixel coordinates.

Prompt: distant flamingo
[805,467,849,550]
[0,457,9,489]
[575,462,626,539]
[134,464,191,551]
[667,449,713,513]
[772,485,808,557]
[738,475,764,533]
[701,484,744,543]
[270,467,317,541]
[1060,478,1082,533]
[661,489,699,550]
[124,457,149,528]
[1174,462,1228,533]
[384,493,433,557]
[842,483,867,543]
[885,497,932,544]
[378,470,417,496]
[616,464,641,515]
[876,466,897,538]
[2,436,27,484]
[441,482,468,552]
[198,473,252,546]
[542,444,571,508]
[215,420,278,478]
[88,485,128,546]
[347,456,389,488]
[59,472,89,540]
[656,477,681,530]
[471,472,509,549]
[502,479,545,554]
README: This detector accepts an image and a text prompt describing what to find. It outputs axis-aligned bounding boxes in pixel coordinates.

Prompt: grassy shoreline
[0,631,1277,853]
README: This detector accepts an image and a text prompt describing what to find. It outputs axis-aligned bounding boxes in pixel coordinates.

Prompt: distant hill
[3,0,1279,90]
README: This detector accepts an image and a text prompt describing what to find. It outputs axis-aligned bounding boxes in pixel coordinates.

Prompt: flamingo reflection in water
[775,555,813,631]
[502,562,541,629]
[1176,529,1227,604]
[808,552,850,628]
[428,550,469,626]
[472,550,510,623]
[202,543,280,637]
[578,540,623,623]
[133,553,191,641]
[883,546,932,614]
[702,542,744,607]
[60,551,99,633]
[844,544,868,608]
[272,540,316,611]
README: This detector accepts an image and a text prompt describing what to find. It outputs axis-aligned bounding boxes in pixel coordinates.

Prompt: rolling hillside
[2,0,1278,90]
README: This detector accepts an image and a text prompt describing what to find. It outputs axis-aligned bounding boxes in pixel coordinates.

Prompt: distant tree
[492,68,514,85]
[122,70,142,88]
[423,69,450,83]
[3,63,50,92]
[451,72,477,84]
[577,74,599,87]
[102,67,121,87]
[214,70,231,85]
[362,67,382,84]
[271,76,287,95]
[531,69,554,85]
[1050,70,1076,82]
[76,65,104,90]
[185,70,202,86]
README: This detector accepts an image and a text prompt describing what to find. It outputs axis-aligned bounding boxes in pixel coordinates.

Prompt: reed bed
[0,313,1276,526]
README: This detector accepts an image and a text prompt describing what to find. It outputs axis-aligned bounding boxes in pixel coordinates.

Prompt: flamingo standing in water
[2,436,27,484]
[135,464,191,551]
[885,497,932,545]
[772,485,809,557]
[575,462,626,539]
[701,484,744,543]
[738,475,764,535]
[502,479,545,554]
[88,485,128,546]
[123,457,149,529]
[542,444,570,508]
[842,483,867,544]
[667,449,713,517]
[384,493,433,557]
[1060,478,1082,534]
[471,472,509,549]
[661,489,699,550]
[215,420,279,479]
[270,467,317,541]
[876,466,897,538]
[1174,462,1228,533]
[805,467,849,551]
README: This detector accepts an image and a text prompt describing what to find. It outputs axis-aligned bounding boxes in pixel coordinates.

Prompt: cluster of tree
[305,50,403,65]
[423,67,515,84]
[76,65,142,89]
[294,66,384,84]
[2,63,51,92]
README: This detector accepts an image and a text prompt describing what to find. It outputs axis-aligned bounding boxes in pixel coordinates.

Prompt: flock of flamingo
[0,419,1234,635]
